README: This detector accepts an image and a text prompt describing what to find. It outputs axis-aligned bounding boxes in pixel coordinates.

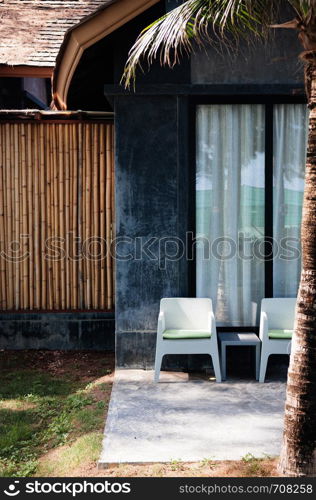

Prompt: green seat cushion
[268,329,293,339]
[163,329,211,340]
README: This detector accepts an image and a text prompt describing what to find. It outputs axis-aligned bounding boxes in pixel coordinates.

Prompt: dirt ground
[0,349,115,380]
[70,458,280,478]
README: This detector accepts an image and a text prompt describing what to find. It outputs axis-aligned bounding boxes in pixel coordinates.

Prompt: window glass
[196,104,265,326]
[273,104,308,297]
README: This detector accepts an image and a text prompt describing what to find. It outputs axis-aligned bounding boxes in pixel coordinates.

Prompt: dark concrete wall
[191,32,304,85]
[0,312,114,351]
[115,94,190,367]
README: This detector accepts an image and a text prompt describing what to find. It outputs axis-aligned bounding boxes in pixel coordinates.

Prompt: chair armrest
[259,311,268,341]
[157,311,166,337]
[208,311,217,336]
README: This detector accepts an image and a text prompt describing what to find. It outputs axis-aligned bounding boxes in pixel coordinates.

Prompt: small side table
[218,332,261,381]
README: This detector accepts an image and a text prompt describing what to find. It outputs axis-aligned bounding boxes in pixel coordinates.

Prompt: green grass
[0,355,113,477]
[241,453,271,476]
[1,371,74,398]
[36,433,103,477]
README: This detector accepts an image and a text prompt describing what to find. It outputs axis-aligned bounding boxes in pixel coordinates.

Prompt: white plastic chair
[259,298,296,383]
[154,298,221,383]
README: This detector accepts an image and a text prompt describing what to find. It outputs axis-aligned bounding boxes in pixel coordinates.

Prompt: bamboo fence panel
[0,127,6,309]
[0,121,114,311]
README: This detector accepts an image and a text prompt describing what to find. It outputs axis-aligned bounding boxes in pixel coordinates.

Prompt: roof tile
[0,0,112,67]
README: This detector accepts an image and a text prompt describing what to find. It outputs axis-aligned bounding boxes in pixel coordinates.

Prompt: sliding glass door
[196,103,308,327]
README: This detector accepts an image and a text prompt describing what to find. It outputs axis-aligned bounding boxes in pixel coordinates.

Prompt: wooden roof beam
[0,65,53,78]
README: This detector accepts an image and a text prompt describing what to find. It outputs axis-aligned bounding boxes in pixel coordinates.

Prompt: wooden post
[92,124,99,309]
[51,125,59,309]
[72,124,78,309]
[5,124,14,309]
[100,125,106,310]
[27,124,33,309]
[111,125,115,307]
[78,123,83,309]
[0,126,7,309]
[20,123,29,309]
[65,125,71,309]
[84,124,92,309]
[33,124,40,309]
[58,125,66,309]
[69,125,73,308]
[39,124,47,309]
[19,124,23,308]
[46,125,53,309]
[10,123,18,309]
[106,125,113,310]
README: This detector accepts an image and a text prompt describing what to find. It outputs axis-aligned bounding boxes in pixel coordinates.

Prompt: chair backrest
[160,298,213,330]
[261,298,296,329]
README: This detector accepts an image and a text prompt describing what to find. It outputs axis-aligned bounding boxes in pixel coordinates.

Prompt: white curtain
[196,104,265,326]
[273,104,308,297]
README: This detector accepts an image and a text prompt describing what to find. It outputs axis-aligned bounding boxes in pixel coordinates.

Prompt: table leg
[255,344,260,381]
[221,343,226,381]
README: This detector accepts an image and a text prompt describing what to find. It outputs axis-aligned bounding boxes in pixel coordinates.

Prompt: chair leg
[211,352,222,383]
[259,352,269,383]
[154,352,163,383]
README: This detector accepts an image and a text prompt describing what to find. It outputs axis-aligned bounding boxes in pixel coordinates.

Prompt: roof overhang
[53,0,160,110]
[0,65,53,78]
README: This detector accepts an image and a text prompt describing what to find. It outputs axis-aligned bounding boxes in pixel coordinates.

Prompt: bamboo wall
[0,121,115,311]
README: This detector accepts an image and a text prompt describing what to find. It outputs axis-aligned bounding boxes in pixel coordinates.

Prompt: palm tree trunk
[279,56,316,477]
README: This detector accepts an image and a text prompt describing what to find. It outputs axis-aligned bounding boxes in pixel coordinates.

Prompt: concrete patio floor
[99,368,287,466]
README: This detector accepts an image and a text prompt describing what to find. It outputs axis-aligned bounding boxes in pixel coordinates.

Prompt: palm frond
[288,0,315,18]
[122,0,278,88]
